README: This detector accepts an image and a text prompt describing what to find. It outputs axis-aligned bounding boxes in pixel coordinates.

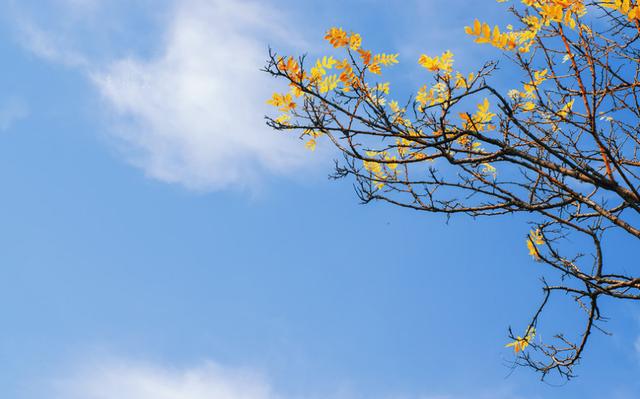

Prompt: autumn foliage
[265,0,640,380]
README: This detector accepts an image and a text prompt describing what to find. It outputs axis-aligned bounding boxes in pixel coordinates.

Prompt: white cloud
[91,0,311,190]
[0,97,29,131]
[15,19,88,68]
[52,360,276,399]
[47,357,528,399]
[15,0,315,191]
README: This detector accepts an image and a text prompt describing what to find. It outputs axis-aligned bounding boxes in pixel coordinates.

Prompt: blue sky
[0,0,638,398]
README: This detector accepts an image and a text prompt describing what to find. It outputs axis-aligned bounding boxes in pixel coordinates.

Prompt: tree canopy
[265,0,640,380]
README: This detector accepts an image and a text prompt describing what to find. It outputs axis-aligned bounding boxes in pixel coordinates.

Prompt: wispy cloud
[47,357,529,399]
[13,0,315,191]
[16,21,88,67]
[51,359,275,399]
[90,0,312,191]
[0,97,29,132]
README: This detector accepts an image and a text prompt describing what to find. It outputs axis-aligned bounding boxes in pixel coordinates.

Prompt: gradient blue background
[0,1,638,398]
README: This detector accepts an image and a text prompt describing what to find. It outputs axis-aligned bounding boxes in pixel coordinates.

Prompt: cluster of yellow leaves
[349,33,362,51]
[388,103,428,146]
[460,98,497,132]
[367,82,391,107]
[527,229,545,260]
[516,15,542,53]
[324,27,349,48]
[274,114,291,125]
[525,69,548,95]
[374,53,400,67]
[307,56,345,94]
[416,83,449,111]
[277,56,302,78]
[268,58,301,127]
[415,53,471,113]
[267,93,297,112]
[508,69,574,129]
[388,100,404,114]
[518,0,587,26]
[362,151,399,189]
[276,56,307,98]
[310,56,337,81]
[417,85,437,106]
[508,69,548,112]
[318,75,339,94]
[537,0,586,28]
[267,26,502,160]
[376,82,390,95]
[303,129,322,151]
[397,141,434,163]
[358,51,399,75]
[458,100,498,175]
[325,27,398,76]
[335,58,359,91]
[601,0,640,21]
[395,137,413,158]
[267,29,403,150]
[557,98,575,119]
[546,98,575,131]
[467,0,588,54]
[275,28,398,98]
[455,72,475,90]
[465,20,518,51]
[418,51,454,73]
[482,162,497,177]
[505,326,536,354]
[414,52,492,166]
[397,118,425,140]
[270,31,480,160]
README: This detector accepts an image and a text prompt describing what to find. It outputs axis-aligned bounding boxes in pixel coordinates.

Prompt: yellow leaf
[505,327,535,354]
[274,114,291,125]
[481,163,497,176]
[358,49,372,65]
[558,98,574,118]
[375,53,399,66]
[318,75,339,93]
[349,33,362,51]
[267,93,285,107]
[324,27,349,48]
[368,63,382,75]
[465,19,517,50]
[305,139,317,151]
[375,82,390,94]
[267,93,296,112]
[418,51,454,73]
[527,229,544,260]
